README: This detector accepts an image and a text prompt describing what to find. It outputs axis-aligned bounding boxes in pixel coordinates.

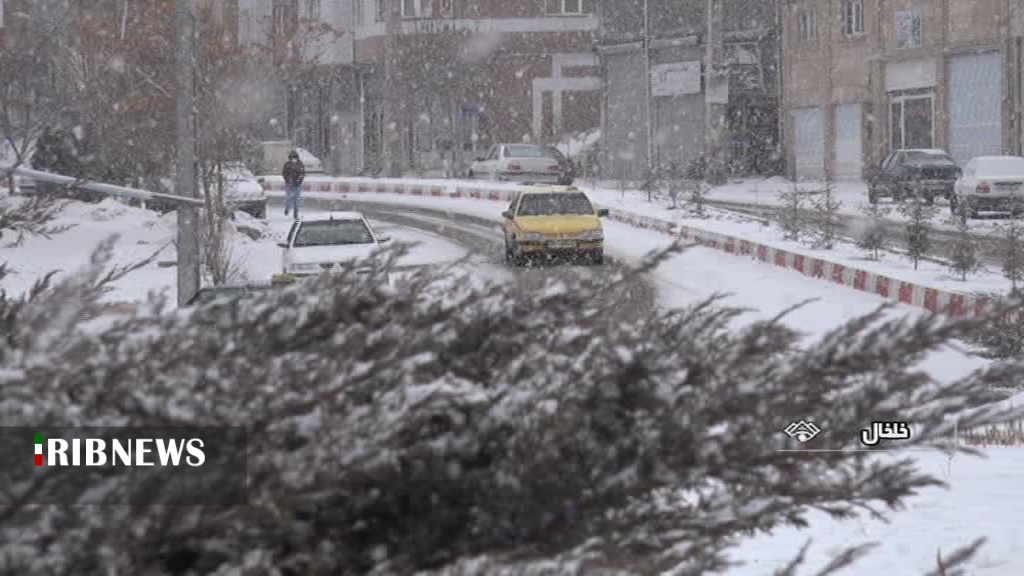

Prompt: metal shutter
[948,52,1002,166]
[604,51,649,180]
[793,107,825,180]
[834,103,863,180]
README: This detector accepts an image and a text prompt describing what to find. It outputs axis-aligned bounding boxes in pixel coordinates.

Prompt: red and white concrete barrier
[259,176,990,318]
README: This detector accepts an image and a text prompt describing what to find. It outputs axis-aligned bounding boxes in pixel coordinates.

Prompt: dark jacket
[282,159,305,186]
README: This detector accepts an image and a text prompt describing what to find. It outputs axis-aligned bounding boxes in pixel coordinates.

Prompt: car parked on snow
[261,141,325,176]
[217,162,267,219]
[469,143,574,185]
[501,185,608,265]
[867,149,961,204]
[278,211,393,282]
[950,155,1024,220]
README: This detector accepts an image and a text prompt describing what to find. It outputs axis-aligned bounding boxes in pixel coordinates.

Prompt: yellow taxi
[501,185,608,265]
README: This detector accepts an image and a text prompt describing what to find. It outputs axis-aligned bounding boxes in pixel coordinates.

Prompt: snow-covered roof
[900,148,949,156]
[974,156,1024,178]
[556,128,601,157]
[302,211,365,222]
[296,148,322,166]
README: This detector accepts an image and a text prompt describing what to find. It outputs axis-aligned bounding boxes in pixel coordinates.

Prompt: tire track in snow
[273,197,658,318]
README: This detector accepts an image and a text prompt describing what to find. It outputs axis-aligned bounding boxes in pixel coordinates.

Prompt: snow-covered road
[298,191,987,379]
[3,193,1020,574]
[297,191,1021,575]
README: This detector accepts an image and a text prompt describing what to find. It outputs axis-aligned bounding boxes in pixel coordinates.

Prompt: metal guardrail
[1,163,205,207]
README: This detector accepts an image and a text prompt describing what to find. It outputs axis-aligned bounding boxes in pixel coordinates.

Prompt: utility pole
[382,0,404,177]
[705,0,728,185]
[643,0,654,175]
[176,0,200,307]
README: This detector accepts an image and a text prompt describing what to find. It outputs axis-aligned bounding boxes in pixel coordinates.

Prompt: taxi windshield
[517,193,594,216]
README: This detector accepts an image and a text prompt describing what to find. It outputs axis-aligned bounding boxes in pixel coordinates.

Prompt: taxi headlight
[518,232,546,242]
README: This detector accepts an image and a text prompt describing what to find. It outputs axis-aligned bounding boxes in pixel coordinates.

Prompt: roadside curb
[260,176,990,318]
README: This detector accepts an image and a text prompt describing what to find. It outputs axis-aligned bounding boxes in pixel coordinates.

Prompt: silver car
[468,144,574,185]
[951,155,1024,220]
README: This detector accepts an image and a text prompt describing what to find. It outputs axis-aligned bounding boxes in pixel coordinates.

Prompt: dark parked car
[867,149,961,204]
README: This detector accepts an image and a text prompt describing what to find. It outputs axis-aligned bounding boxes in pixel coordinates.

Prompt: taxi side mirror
[502,210,513,219]
[596,208,609,217]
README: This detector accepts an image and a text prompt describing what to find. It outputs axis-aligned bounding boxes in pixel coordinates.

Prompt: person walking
[282,150,305,219]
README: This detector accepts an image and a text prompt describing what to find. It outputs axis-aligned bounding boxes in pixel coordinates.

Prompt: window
[440,0,454,17]
[273,5,288,35]
[240,8,253,41]
[305,0,320,20]
[546,0,593,15]
[353,0,363,25]
[376,0,386,21]
[402,0,431,18]
[895,8,922,49]
[890,93,934,151]
[796,7,818,42]
[842,0,864,37]
[504,144,561,159]
[517,193,595,217]
[292,220,376,247]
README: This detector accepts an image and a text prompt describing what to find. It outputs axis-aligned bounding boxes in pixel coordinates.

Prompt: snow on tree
[775,182,806,241]
[685,156,709,217]
[0,243,1021,575]
[948,201,983,281]
[969,292,1024,361]
[997,216,1024,295]
[662,159,685,210]
[809,179,842,249]
[857,202,890,261]
[640,164,661,204]
[898,198,939,271]
[0,195,72,247]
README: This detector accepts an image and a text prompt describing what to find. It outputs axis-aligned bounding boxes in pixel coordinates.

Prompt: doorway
[889,91,934,151]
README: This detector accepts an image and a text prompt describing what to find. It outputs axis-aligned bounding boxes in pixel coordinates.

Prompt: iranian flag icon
[35,433,43,466]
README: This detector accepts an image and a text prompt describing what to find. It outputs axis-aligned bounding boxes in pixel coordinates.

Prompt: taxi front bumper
[517,239,603,255]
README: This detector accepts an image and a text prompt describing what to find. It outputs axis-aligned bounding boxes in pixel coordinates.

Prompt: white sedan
[278,212,392,280]
[951,155,1024,219]
[468,143,573,185]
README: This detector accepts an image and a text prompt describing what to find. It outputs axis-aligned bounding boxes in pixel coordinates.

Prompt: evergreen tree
[775,182,806,241]
[662,159,684,210]
[948,201,982,281]
[810,179,842,249]
[0,244,1017,575]
[898,198,940,270]
[640,164,661,204]
[857,202,890,260]
[685,156,709,217]
[998,217,1024,295]
[969,292,1024,360]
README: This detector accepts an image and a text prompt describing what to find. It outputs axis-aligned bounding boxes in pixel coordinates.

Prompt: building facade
[351,0,602,175]
[597,0,782,182]
[237,0,362,174]
[783,0,1024,181]
[238,0,602,176]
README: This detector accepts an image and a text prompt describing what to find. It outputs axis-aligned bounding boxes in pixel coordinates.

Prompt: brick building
[783,0,1024,181]
[352,0,602,175]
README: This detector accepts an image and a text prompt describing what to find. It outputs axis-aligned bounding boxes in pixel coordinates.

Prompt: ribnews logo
[33,432,206,467]
[4,427,247,505]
